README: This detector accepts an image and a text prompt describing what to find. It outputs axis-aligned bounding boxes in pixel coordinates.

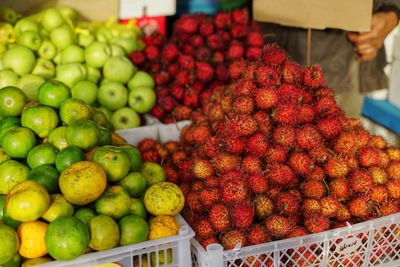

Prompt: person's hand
[347,11,398,61]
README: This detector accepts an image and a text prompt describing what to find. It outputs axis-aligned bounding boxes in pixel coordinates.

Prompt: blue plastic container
[177,0,220,15]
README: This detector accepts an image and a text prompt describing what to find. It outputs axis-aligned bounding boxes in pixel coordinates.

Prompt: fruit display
[136,39,400,265]
[130,8,265,123]
[0,6,156,130]
[0,83,185,266]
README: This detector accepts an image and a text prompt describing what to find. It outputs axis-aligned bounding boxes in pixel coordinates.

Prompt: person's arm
[347,6,399,61]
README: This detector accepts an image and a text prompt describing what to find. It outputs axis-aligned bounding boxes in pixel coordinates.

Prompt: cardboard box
[253,0,373,32]
[0,0,119,22]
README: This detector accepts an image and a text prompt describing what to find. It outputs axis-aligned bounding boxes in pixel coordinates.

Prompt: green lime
[1,252,22,267]
[129,198,147,220]
[119,144,143,172]
[28,165,60,194]
[118,214,149,246]
[0,86,28,117]
[0,148,10,165]
[0,195,5,221]
[55,145,85,173]
[66,119,100,151]
[97,126,112,146]
[47,126,68,151]
[1,126,36,159]
[2,208,21,230]
[26,143,58,169]
[117,172,146,198]
[74,207,96,225]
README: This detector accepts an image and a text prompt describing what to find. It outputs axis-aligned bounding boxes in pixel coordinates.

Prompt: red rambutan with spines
[221,229,247,250]
[386,160,400,180]
[314,95,341,117]
[192,159,214,179]
[282,60,303,84]
[241,155,264,174]
[296,124,323,150]
[254,87,279,110]
[320,196,340,218]
[306,166,326,181]
[248,174,268,194]
[213,152,241,173]
[387,147,400,161]
[378,201,400,216]
[265,214,293,238]
[267,162,296,187]
[276,191,300,215]
[350,169,373,193]
[254,195,274,219]
[248,224,271,245]
[369,166,388,185]
[200,236,219,249]
[222,136,245,154]
[369,135,388,150]
[144,45,160,61]
[316,116,343,139]
[386,180,400,199]
[246,31,264,47]
[265,144,289,163]
[358,147,380,167]
[287,226,308,238]
[301,198,321,218]
[262,43,287,67]
[289,151,313,175]
[214,12,232,30]
[209,203,230,231]
[325,156,350,178]
[369,185,389,204]
[335,204,352,222]
[221,179,248,204]
[255,65,281,88]
[230,24,248,39]
[207,34,225,51]
[329,177,351,202]
[231,204,255,228]
[129,51,146,66]
[246,46,262,61]
[297,104,315,123]
[195,217,215,239]
[185,191,203,213]
[348,196,374,219]
[304,214,330,233]
[303,65,326,89]
[233,94,255,114]
[301,180,326,200]
[196,61,214,82]
[272,125,296,148]
[246,132,269,157]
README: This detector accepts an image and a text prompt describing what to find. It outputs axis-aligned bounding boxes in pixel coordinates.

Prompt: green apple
[95,28,113,44]
[0,70,19,89]
[113,36,139,54]
[0,86,27,117]
[2,45,36,76]
[91,108,112,129]
[53,51,62,65]
[77,29,95,48]
[21,105,59,138]
[56,63,86,88]
[38,38,57,60]
[59,98,92,125]
[110,107,140,130]
[61,45,84,63]
[103,56,136,84]
[99,106,112,120]
[32,58,55,79]
[0,22,16,44]
[111,44,126,57]
[50,24,75,50]
[128,86,156,114]
[85,65,101,84]
[1,127,36,158]
[0,7,22,25]
[41,8,64,31]
[84,41,111,68]
[97,82,128,111]
[127,71,155,90]
[37,80,71,108]
[141,162,166,187]
[16,31,42,51]
[14,18,39,37]
[71,80,98,106]
[17,74,45,101]
[58,6,77,27]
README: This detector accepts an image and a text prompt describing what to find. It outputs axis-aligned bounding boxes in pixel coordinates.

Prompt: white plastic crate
[191,213,400,267]
[36,215,194,267]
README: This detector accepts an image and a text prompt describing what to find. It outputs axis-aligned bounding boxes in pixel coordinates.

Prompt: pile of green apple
[0,6,157,130]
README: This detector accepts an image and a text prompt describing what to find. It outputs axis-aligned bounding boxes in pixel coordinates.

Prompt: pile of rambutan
[130,8,265,123]
[137,40,400,256]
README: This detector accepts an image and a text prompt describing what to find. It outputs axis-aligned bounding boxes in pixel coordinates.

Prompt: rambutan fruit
[354,128,371,149]
[214,12,232,30]
[226,42,245,60]
[369,166,388,185]
[231,8,249,24]
[369,185,388,204]
[306,166,326,181]
[185,191,203,213]
[246,31,264,47]
[369,135,388,150]
[386,180,400,199]
[195,218,215,239]
[276,191,300,215]
[265,144,289,162]
[191,125,212,145]
[288,151,313,175]
[334,131,357,155]
[316,116,343,139]
[262,43,287,66]
[304,214,330,233]
[246,133,269,157]
[192,159,214,179]
[246,46,262,61]
[221,179,248,204]
[229,114,259,137]
[191,181,204,192]
[282,60,303,84]
[172,150,187,165]
[325,156,350,178]
[301,198,321,218]
[129,51,146,66]
[219,170,244,184]
[175,15,198,34]
[329,177,351,202]
[164,165,179,183]
[276,83,304,104]
[265,214,293,238]
[308,145,329,164]
[378,150,390,168]
[348,196,373,219]
[255,65,281,88]
[213,152,241,173]
[141,149,160,162]
[233,94,255,114]
[335,204,352,222]
[378,201,399,216]
[254,195,274,219]
[172,105,192,121]
[196,61,214,82]
[301,180,326,200]
[267,187,282,200]
[314,96,340,117]
[200,236,219,249]
[199,20,214,37]
[161,43,179,62]
[349,169,373,193]
[254,111,272,133]
[254,88,279,110]
[320,196,340,218]
[144,45,160,61]
[248,174,268,194]
[272,125,296,148]
[296,124,323,150]
[387,160,400,180]
[297,104,315,123]
[150,105,165,118]
[241,155,264,174]
[209,203,230,231]
[231,204,255,228]
[248,224,270,245]
[267,162,296,187]
[358,147,380,167]
[303,65,326,89]
[138,138,158,152]
[387,147,400,161]
[228,60,247,80]
[221,229,247,250]
[272,103,297,125]
[287,226,308,239]
[177,160,195,182]
[183,89,199,107]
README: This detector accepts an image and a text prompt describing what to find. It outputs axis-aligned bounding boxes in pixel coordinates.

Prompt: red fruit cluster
[135,19,400,253]
[130,9,265,123]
